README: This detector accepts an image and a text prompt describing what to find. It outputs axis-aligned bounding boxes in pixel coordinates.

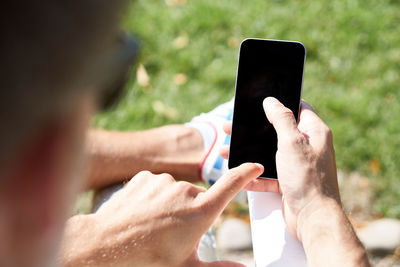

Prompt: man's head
[0,1,127,266]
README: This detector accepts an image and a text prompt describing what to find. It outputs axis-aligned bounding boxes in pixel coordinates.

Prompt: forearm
[85,126,204,190]
[58,214,143,267]
[58,215,99,266]
[299,198,370,267]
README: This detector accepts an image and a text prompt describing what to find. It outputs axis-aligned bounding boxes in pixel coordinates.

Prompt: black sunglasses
[98,33,140,110]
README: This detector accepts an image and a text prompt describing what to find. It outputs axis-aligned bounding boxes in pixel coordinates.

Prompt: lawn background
[93,0,400,217]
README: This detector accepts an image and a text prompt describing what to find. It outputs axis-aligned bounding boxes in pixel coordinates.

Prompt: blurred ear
[3,123,64,224]
[0,122,74,265]
[0,95,93,266]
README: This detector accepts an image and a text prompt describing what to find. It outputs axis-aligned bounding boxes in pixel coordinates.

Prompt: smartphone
[228,38,306,179]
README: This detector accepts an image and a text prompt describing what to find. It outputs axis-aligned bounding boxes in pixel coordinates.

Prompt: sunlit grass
[94,0,400,217]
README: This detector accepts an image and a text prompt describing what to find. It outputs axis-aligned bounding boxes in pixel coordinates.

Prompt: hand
[61,163,263,267]
[220,98,340,241]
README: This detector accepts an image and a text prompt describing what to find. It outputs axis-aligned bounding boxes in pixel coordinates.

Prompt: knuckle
[127,170,154,188]
[159,173,175,183]
[227,168,242,181]
[287,134,307,147]
[276,108,295,121]
[226,170,243,188]
[133,170,153,181]
[137,170,152,176]
[195,196,211,213]
[175,181,192,191]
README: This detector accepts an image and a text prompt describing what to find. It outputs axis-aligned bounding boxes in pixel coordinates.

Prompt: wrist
[58,214,99,266]
[148,126,204,182]
[296,196,370,267]
[296,195,341,243]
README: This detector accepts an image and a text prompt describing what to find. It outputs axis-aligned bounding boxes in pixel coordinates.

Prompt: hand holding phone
[228,38,306,179]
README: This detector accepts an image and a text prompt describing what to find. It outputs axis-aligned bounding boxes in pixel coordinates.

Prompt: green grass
[94,0,400,217]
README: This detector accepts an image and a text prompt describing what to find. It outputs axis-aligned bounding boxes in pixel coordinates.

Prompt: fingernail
[254,163,264,170]
[264,97,281,107]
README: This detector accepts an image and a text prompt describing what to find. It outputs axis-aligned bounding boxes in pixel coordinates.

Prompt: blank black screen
[228,39,305,179]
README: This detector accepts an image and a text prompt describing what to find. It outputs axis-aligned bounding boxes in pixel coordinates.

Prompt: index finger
[202,163,264,214]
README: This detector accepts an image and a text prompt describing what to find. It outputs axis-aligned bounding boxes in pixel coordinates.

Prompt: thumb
[203,163,263,215]
[263,97,300,139]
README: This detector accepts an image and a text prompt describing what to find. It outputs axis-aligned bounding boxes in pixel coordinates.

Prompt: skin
[0,93,94,267]
[60,163,263,267]
[86,126,204,190]
[220,97,370,267]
